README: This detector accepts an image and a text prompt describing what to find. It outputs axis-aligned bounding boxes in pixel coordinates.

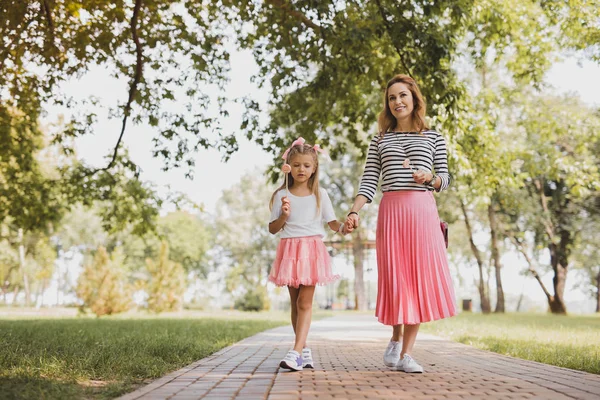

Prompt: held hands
[281,196,291,218]
[344,213,359,234]
[413,169,433,185]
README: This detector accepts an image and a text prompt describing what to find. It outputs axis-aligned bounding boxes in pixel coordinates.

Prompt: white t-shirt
[269,188,337,239]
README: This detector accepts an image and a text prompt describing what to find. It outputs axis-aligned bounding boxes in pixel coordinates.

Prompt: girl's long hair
[269,144,321,214]
[377,74,429,138]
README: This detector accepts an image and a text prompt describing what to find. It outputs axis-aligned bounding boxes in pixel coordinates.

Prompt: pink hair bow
[281,137,306,160]
[312,144,328,157]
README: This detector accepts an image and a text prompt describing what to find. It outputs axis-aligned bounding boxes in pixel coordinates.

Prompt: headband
[281,137,327,160]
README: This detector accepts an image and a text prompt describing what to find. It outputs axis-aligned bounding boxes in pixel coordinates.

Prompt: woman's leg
[392,324,403,342]
[383,324,404,366]
[400,323,420,356]
[293,285,316,353]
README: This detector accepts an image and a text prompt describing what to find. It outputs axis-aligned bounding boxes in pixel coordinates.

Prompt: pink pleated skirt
[376,191,457,325]
[269,236,340,288]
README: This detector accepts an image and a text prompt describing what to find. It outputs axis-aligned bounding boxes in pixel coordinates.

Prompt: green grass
[420,312,600,374]
[0,314,289,399]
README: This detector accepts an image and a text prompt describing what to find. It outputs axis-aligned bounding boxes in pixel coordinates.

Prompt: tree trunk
[460,201,491,313]
[548,240,568,314]
[546,204,571,314]
[352,231,367,310]
[596,270,600,313]
[17,228,31,307]
[488,203,505,313]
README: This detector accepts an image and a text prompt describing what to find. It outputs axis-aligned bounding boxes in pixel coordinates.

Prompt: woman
[345,74,456,373]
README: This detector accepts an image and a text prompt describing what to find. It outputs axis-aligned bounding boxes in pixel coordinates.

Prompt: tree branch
[460,200,485,267]
[0,9,35,78]
[505,230,553,301]
[533,177,555,241]
[265,0,321,32]
[41,0,56,51]
[93,0,144,174]
[374,0,414,77]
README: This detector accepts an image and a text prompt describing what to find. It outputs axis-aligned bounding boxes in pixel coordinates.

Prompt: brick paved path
[118,314,600,400]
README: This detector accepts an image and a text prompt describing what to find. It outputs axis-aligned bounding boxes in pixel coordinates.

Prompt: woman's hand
[413,169,433,185]
[281,196,291,217]
[345,213,359,233]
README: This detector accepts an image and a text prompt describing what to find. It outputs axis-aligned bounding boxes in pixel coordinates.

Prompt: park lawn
[420,312,600,374]
[0,312,291,400]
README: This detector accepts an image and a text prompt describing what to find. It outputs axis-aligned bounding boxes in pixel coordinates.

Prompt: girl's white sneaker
[302,348,314,369]
[280,350,303,371]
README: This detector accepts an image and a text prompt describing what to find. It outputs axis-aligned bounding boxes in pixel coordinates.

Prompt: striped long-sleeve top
[357,130,452,203]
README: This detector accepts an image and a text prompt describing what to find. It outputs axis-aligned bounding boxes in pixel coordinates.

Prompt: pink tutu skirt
[269,235,340,288]
[376,191,457,325]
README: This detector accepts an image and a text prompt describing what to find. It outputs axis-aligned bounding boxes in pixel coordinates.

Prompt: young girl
[268,137,344,371]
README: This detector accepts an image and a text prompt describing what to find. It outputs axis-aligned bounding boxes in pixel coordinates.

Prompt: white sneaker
[302,348,314,369]
[383,340,401,367]
[279,350,303,371]
[397,354,424,373]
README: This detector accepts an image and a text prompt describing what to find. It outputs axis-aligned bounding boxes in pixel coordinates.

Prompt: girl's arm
[327,220,346,235]
[269,214,287,234]
[269,196,290,234]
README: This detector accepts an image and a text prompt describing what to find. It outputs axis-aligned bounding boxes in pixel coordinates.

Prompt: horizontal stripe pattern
[357,130,451,202]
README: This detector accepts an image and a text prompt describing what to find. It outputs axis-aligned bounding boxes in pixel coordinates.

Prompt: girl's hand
[281,196,291,217]
[413,169,432,185]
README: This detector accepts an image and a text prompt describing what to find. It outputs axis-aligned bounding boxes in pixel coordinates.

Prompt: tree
[111,210,210,277]
[501,93,600,314]
[1,0,232,175]
[145,241,186,313]
[1,104,161,305]
[226,0,599,164]
[336,278,350,308]
[5,0,598,173]
[76,246,133,316]
[0,107,65,305]
[213,172,278,302]
[572,214,600,313]
[0,239,20,304]
[154,211,210,277]
[320,144,378,311]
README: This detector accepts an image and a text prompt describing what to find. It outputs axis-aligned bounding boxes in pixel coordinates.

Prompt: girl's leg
[400,323,420,356]
[292,285,316,353]
[391,324,403,342]
[288,286,300,335]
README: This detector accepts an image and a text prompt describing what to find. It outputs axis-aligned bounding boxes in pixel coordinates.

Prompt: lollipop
[282,163,292,196]
[403,158,415,172]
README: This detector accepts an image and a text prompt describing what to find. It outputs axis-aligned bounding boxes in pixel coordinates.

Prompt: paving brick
[116,314,600,400]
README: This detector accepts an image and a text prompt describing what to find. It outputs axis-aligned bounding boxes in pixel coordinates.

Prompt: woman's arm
[432,133,451,192]
[345,194,369,232]
[356,137,381,203]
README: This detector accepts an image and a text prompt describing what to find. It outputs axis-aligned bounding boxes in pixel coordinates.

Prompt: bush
[234,286,270,312]
[76,247,133,316]
[146,241,186,313]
